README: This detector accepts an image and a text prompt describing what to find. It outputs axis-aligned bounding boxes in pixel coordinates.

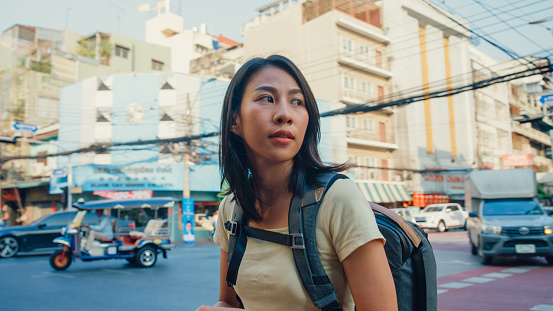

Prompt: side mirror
[38,223,46,229]
[445,208,452,213]
[469,211,478,218]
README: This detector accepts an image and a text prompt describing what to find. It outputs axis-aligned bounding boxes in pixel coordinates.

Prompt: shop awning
[356,181,413,203]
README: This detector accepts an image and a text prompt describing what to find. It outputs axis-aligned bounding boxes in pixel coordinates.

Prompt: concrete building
[383,0,474,206]
[241,0,411,207]
[468,45,513,170]
[145,11,238,74]
[0,24,172,224]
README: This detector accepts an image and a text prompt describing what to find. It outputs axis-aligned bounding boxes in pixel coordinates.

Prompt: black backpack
[224,173,437,311]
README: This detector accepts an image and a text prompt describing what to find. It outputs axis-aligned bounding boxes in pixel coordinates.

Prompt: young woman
[197,55,397,311]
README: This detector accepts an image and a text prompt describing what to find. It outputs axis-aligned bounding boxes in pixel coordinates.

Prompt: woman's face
[232,66,309,169]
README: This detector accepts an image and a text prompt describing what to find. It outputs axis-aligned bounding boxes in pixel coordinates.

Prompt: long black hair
[219,55,348,222]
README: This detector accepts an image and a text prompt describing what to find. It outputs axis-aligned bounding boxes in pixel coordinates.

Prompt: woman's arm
[342,239,397,311]
[196,249,241,310]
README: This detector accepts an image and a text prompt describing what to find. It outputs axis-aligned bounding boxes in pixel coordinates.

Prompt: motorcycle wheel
[50,249,72,271]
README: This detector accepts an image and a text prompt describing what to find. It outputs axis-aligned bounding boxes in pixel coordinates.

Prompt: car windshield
[422,206,443,213]
[483,199,544,216]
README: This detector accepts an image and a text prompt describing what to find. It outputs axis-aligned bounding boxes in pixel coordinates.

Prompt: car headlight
[481,224,502,234]
[545,225,552,235]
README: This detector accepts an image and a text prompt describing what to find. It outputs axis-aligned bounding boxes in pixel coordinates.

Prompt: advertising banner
[182,198,195,244]
[73,163,184,191]
[93,190,153,200]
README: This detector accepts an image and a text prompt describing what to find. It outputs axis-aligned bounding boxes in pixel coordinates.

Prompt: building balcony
[511,121,552,146]
[346,130,397,150]
[338,50,392,79]
[340,88,393,113]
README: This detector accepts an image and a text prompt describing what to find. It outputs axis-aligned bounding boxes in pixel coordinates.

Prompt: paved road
[429,230,553,311]
[1,231,552,310]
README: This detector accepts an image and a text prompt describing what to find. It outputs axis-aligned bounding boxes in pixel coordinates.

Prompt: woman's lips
[269,130,294,144]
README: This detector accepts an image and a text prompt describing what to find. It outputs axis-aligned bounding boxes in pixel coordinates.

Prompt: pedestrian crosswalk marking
[461,277,494,283]
[437,289,448,294]
[438,282,473,289]
[529,305,553,310]
[482,272,512,278]
[502,268,529,274]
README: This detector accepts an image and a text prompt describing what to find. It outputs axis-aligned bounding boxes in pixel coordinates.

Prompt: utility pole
[184,92,191,200]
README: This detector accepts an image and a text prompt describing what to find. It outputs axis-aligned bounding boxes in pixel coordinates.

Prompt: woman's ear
[231,115,241,137]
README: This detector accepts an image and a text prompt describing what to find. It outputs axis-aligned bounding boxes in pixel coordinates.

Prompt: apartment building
[384,0,474,206]
[469,45,513,170]
[242,0,411,207]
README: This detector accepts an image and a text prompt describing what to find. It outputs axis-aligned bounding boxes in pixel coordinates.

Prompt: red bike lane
[430,232,553,310]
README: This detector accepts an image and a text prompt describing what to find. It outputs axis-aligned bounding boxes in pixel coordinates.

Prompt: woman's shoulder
[323,177,363,201]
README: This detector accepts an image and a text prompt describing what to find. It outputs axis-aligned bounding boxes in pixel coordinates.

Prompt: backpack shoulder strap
[289,172,347,311]
[225,201,246,287]
[369,202,421,248]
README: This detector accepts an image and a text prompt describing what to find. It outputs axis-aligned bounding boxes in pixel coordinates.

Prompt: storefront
[355,181,413,209]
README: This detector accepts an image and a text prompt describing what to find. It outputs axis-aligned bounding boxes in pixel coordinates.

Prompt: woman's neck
[249,160,295,228]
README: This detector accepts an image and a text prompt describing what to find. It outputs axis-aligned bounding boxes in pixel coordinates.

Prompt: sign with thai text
[73,163,185,191]
[502,154,534,167]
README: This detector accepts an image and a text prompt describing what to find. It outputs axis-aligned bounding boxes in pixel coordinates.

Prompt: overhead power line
[1,60,551,166]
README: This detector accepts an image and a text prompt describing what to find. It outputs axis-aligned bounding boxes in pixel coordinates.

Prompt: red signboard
[412,193,450,208]
[93,190,153,200]
[502,154,534,167]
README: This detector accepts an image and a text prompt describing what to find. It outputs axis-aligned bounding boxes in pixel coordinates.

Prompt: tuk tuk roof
[73,197,175,210]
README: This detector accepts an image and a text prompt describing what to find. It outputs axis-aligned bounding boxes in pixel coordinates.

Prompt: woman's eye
[260,96,274,103]
[291,99,303,106]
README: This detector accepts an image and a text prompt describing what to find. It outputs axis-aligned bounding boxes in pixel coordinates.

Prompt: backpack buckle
[225,221,240,236]
[290,233,304,249]
[321,301,342,311]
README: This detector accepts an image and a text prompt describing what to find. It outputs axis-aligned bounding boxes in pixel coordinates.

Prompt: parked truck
[465,169,553,265]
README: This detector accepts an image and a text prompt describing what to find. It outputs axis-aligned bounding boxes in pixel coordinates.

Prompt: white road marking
[461,277,495,283]
[530,305,553,310]
[438,282,473,289]
[502,268,529,274]
[100,268,132,275]
[437,289,448,294]
[482,272,512,278]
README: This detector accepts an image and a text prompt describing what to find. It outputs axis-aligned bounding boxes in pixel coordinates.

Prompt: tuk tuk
[49,197,175,270]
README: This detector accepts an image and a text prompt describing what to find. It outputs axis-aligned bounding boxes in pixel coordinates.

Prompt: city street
[1,231,552,310]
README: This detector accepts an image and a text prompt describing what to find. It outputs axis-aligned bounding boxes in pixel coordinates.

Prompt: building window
[343,75,355,89]
[359,45,370,59]
[346,116,357,129]
[362,119,374,132]
[342,38,354,53]
[37,151,48,165]
[115,45,129,59]
[152,59,164,71]
[361,81,372,94]
[96,107,111,122]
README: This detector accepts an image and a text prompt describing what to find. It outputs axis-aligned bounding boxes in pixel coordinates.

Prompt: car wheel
[50,249,72,271]
[546,256,553,265]
[477,241,493,265]
[136,246,157,268]
[0,236,19,258]
[436,221,446,233]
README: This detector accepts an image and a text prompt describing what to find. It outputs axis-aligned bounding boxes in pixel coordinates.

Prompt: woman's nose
[274,101,293,124]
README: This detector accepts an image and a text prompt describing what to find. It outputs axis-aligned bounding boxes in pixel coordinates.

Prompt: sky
[0,0,552,62]
[0,0,262,43]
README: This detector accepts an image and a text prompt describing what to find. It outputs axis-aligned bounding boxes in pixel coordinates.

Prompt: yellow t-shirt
[213,178,385,311]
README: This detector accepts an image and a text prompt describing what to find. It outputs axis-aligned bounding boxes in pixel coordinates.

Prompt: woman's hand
[196,301,238,311]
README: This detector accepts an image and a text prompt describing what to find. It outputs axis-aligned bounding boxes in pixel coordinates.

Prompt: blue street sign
[539,94,553,105]
[12,121,38,132]
[51,168,67,178]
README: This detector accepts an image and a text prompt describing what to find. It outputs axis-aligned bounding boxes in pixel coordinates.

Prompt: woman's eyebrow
[253,86,303,96]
